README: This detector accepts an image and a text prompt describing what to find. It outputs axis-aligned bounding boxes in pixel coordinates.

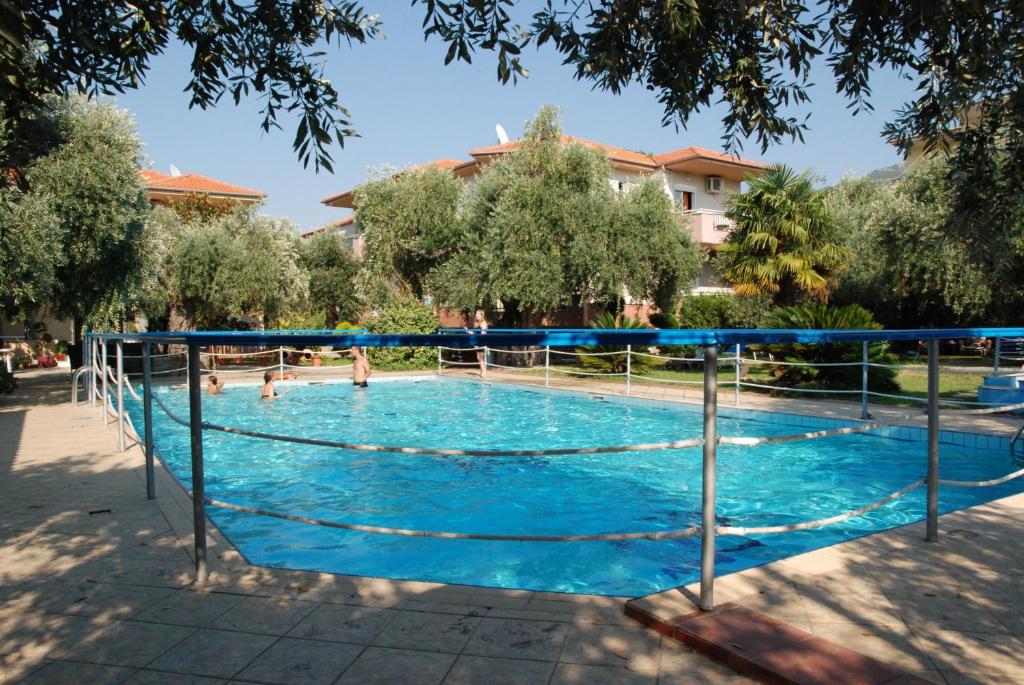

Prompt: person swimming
[260,370,278,399]
[351,346,371,387]
[206,375,224,395]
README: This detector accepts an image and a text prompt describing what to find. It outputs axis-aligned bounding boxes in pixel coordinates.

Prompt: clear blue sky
[118,10,911,233]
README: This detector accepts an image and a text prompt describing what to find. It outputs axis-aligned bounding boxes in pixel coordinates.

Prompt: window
[676,190,694,211]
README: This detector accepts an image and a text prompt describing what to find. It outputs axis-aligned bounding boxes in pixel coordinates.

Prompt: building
[310,135,767,293]
[141,168,266,207]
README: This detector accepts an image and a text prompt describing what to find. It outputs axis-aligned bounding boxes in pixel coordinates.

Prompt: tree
[717,166,847,305]
[4,2,1022,181]
[830,159,992,328]
[426,106,700,324]
[299,231,360,327]
[0,96,149,331]
[167,206,308,329]
[0,1,381,172]
[363,296,440,370]
[353,165,462,307]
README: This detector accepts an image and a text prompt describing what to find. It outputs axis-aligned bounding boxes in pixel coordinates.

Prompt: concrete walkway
[1,371,751,684]
[2,369,1023,684]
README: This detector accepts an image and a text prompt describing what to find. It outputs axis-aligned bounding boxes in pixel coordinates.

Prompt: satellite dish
[169,164,182,177]
[495,124,510,145]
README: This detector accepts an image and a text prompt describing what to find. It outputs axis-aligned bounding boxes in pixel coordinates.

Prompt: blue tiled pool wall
[448,376,1012,453]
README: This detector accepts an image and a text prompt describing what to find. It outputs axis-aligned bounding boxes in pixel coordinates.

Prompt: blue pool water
[129,377,1024,596]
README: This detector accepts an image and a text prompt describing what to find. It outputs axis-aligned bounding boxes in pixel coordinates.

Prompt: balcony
[684,209,734,246]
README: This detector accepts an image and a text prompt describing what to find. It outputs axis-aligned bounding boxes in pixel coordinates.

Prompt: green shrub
[575,313,664,375]
[0,367,15,395]
[678,294,770,329]
[757,304,898,391]
[364,297,441,370]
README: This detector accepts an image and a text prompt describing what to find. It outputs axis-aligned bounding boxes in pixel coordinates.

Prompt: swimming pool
[129,376,1024,596]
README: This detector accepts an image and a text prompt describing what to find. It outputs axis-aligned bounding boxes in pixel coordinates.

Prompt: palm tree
[717,165,848,305]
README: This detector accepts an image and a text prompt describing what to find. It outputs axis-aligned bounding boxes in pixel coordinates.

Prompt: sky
[118,8,913,233]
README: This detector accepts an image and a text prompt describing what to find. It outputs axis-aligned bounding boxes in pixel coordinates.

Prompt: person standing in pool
[471,309,488,378]
[351,346,371,387]
[206,375,224,395]
[260,370,278,399]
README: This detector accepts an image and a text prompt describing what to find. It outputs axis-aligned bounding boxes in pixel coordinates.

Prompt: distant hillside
[863,162,907,182]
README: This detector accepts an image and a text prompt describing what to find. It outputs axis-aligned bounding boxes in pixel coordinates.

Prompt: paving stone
[335,647,455,685]
[373,611,481,654]
[53,583,174,620]
[132,590,245,627]
[559,625,660,672]
[126,672,227,685]
[442,655,554,685]
[65,620,194,667]
[147,629,276,678]
[287,603,398,645]
[234,637,362,685]
[549,663,656,684]
[209,596,317,636]
[462,618,568,661]
[20,660,138,684]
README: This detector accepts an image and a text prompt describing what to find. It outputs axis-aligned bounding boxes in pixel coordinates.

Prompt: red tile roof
[653,145,768,169]
[141,169,266,198]
[301,215,355,238]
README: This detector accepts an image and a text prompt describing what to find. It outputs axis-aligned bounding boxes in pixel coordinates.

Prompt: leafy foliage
[0,96,148,330]
[0,1,381,172]
[300,231,360,327]
[0,188,59,320]
[164,193,236,224]
[167,206,308,329]
[830,159,992,328]
[425,106,701,322]
[353,165,462,306]
[717,166,847,305]
[575,312,663,375]
[678,294,770,330]
[757,304,898,392]
[363,297,440,370]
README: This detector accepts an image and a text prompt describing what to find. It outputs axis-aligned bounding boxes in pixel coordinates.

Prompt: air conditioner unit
[705,176,724,194]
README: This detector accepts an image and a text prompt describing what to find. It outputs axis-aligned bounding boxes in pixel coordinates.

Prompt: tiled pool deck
[2,369,1022,684]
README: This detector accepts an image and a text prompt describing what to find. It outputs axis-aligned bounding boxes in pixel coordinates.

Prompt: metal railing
[81,327,1024,608]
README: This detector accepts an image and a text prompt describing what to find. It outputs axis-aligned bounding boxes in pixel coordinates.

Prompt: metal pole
[625,345,631,395]
[699,344,718,611]
[994,337,1001,374]
[482,345,489,379]
[279,347,284,379]
[734,344,741,407]
[143,342,156,500]
[116,339,125,452]
[187,346,209,583]
[82,334,91,401]
[90,336,98,405]
[101,339,109,424]
[926,339,939,542]
[544,346,550,387]
[861,341,870,419]
[437,346,442,375]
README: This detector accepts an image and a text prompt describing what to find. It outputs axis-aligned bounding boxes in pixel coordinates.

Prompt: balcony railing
[683,209,734,246]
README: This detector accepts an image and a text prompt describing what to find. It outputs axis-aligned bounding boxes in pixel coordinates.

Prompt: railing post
[625,345,632,395]
[82,333,91,401]
[437,346,442,375]
[116,339,125,452]
[544,346,550,387]
[861,341,870,419]
[143,342,156,500]
[188,345,209,583]
[101,338,109,424]
[994,337,1001,374]
[278,347,284,379]
[926,339,939,542]
[734,344,741,407]
[700,344,718,611]
[482,345,489,379]
[91,335,99,406]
